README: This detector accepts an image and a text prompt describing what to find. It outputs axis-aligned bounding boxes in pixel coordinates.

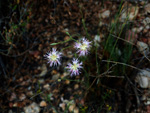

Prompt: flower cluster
[45,37,91,76]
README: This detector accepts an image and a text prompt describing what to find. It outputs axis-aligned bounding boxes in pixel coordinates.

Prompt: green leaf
[50,43,58,45]
[66,32,70,35]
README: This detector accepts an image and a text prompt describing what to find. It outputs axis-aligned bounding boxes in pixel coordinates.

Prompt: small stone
[8,110,13,113]
[65,80,70,84]
[27,91,33,96]
[69,104,76,112]
[39,64,47,77]
[144,4,150,13]
[64,36,70,41]
[24,102,40,113]
[13,102,18,107]
[19,93,26,101]
[137,41,149,55]
[136,69,150,88]
[74,84,79,90]
[143,17,150,26]
[101,10,110,19]
[73,107,79,113]
[43,84,50,90]
[40,101,47,107]
[120,3,139,21]
[9,93,17,101]
[28,86,31,90]
[52,74,60,81]
[59,103,66,111]
[94,35,101,47]
[38,79,44,84]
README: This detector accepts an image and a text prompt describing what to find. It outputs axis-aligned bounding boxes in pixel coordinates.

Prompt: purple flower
[66,58,83,76]
[74,37,91,56]
[45,48,62,67]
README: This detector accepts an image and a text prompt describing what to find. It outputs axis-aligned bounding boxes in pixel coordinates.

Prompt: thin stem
[102,60,142,71]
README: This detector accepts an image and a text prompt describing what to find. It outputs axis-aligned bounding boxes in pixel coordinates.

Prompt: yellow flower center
[71,63,78,70]
[80,44,87,51]
[50,54,57,61]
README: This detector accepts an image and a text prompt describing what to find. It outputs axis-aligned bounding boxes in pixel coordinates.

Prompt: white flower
[45,48,62,67]
[66,58,83,76]
[74,37,91,56]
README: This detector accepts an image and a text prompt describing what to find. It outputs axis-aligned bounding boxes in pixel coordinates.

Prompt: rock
[101,10,110,19]
[9,92,17,101]
[145,99,150,105]
[144,4,150,13]
[74,84,79,90]
[143,17,150,26]
[43,84,50,90]
[39,64,47,77]
[69,103,76,112]
[8,110,13,113]
[24,102,40,113]
[120,3,139,21]
[132,27,143,33]
[136,69,150,88]
[40,101,47,107]
[65,80,70,84]
[38,79,44,84]
[19,93,26,101]
[59,103,66,111]
[94,35,101,47]
[26,91,33,96]
[73,107,79,113]
[137,41,149,55]
[52,74,60,81]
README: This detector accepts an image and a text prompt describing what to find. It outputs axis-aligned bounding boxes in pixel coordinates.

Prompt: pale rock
[99,21,105,27]
[145,100,150,105]
[8,110,13,113]
[59,103,66,111]
[24,102,40,113]
[13,102,18,107]
[94,35,101,47]
[143,17,150,26]
[146,25,150,30]
[39,64,47,77]
[28,86,31,90]
[136,69,150,88]
[137,41,149,55]
[27,91,33,96]
[73,107,79,113]
[144,4,150,13]
[19,93,26,101]
[132,27,143,33]
[43,84,50,90]
[9,93,17,101]
[40,101,47,107]
[145,98,150,105]
[74,84,79,90]
[52,74,60,81]
[120,4,139,21]
[38,79,44,84]
[69,104,76,112]
[65,80,70,84]
[101,10,110,19]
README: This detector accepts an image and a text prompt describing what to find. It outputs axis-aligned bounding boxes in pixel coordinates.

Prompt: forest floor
[0,0,150,113]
